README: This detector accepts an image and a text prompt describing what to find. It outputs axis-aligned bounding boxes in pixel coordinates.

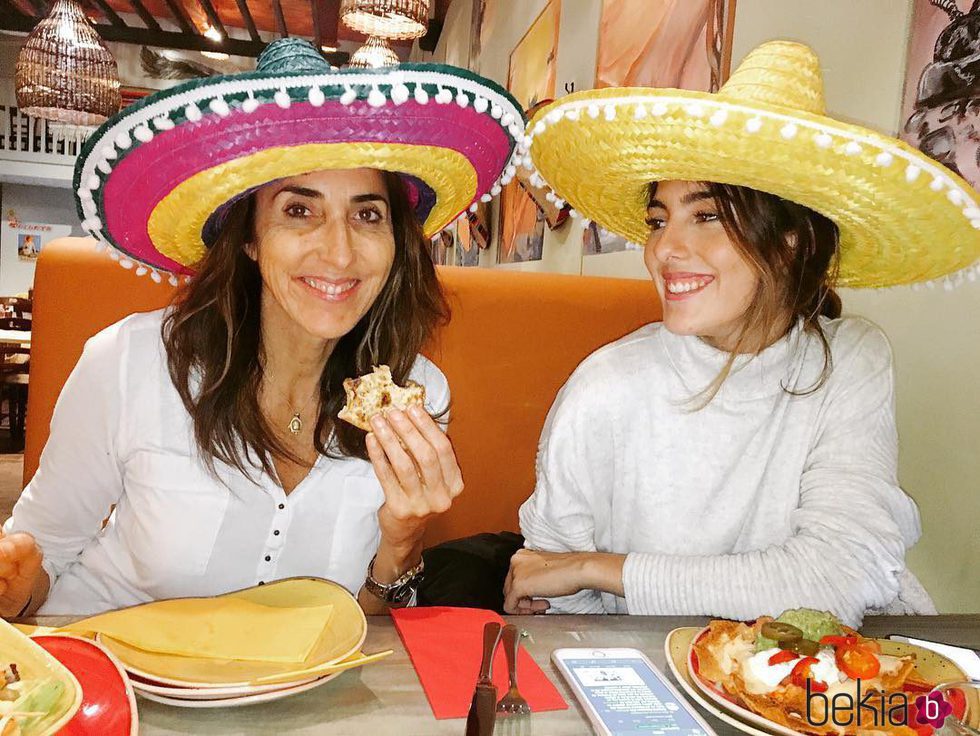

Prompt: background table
[0,329,30,347]
[33,614,980,736]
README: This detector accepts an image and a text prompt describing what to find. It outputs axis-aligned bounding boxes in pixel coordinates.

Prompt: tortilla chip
[337,365,426,431]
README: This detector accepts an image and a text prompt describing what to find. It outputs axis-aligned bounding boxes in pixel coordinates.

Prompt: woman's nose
[647,222,689,264]
[315,218,355,270]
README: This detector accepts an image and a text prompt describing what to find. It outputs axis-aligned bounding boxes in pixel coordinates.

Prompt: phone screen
[561,656,711,736]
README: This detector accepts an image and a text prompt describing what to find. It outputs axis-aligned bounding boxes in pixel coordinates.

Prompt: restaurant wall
[433,0,979,613]
[730,1,980,616]
[0,184,82,295]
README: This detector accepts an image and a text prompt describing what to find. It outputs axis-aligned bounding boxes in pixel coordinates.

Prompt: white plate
[133,672,339,708]
[664,628,780,736]
[678,626,978,736]
[127,671,320,699]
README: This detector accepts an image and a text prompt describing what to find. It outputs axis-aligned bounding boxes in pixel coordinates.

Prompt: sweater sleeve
[519,372,608,614]
[3,324,126,585]
[622,323,921,627]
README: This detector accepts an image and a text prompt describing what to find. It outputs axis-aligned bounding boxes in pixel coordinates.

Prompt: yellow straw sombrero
[524,40,980,289]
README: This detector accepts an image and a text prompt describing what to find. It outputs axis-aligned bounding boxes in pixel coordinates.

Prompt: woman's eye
[355,207,384,224]
[285,203,311,218]
[645,216,665,230]
[695,210,719,223]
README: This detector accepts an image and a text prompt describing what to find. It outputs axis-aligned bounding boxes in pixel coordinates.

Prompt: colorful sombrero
[524,40,980,289]
[73,38,524,282]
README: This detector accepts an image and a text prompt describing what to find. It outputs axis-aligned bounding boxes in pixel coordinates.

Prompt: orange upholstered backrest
[25,238,661,544]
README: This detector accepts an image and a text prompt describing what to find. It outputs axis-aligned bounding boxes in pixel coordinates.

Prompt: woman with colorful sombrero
[0,38,523,617]
[505,41,980,625]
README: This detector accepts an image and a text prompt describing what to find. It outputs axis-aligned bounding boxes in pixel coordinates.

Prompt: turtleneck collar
[658,319,823,401]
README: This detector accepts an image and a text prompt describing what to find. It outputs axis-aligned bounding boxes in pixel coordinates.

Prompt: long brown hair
[162,170,449,479]
[650,181,841,404]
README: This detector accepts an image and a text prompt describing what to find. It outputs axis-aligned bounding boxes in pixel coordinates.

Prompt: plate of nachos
[664,609,978,736]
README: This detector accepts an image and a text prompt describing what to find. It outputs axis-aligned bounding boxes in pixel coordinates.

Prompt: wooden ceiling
[0,0,452,60]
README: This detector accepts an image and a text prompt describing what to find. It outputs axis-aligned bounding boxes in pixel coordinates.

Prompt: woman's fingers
[369,414,424,496]
[0,532,36,566]
[405,407,463,498]
[384,410,446,493]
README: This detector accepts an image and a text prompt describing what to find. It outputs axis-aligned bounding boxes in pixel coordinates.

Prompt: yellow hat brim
[148,142,477,268]
[528,87,980,288]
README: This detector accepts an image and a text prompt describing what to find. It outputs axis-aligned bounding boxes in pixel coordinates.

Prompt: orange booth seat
[24,237,662,545]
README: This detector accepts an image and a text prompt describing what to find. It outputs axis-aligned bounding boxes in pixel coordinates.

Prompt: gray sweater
[519,317,935,626]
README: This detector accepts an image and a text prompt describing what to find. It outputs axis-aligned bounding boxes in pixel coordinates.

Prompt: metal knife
[465,621,503,736]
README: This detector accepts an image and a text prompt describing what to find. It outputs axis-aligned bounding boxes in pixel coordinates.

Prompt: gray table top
[33,614,980,736]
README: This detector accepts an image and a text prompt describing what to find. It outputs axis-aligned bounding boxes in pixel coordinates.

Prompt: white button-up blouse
[4,310,449,615]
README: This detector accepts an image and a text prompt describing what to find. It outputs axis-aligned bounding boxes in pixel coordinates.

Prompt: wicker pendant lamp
[340,0,430,41]
[346,35,401,68]
[15,0,121,127]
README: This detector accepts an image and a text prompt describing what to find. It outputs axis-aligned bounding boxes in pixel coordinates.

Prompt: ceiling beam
[232,0,259,42]
[0,0,32,19]
[126,0,161,30]
[271,0,287,37]
[23,0,45,17]
[0,7,353,62]
[318,0,339,48]
[194,0,226,38]
[86,0,125,27]
[159,0,194,34]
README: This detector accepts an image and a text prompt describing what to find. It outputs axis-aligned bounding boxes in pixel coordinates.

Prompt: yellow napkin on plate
[61,598,333,664]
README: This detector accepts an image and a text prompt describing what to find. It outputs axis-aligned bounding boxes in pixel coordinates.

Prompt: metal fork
[496,625,531,717]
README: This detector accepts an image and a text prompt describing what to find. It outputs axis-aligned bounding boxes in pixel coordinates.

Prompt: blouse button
[278,503,285,510]
[273,530,280,536]
[258,581,265,586]
[265,555,271,562]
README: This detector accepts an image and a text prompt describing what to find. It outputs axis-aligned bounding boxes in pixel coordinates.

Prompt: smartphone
[552,647,717,736]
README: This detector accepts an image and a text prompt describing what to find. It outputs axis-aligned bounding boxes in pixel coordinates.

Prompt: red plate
[32,635,138,736]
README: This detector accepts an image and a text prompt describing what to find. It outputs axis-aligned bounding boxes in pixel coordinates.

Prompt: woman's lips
[663,274,715,301]
[298,276,361,302]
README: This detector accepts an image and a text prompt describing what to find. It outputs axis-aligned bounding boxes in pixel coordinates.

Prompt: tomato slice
[819,635,858,647]
[945,688,967,721]
[855,637,882,654]
[836,644,881,679]
[768,650,799,666]
[790,657,828,692]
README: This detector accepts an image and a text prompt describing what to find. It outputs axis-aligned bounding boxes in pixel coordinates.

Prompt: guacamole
[756,608,844,651]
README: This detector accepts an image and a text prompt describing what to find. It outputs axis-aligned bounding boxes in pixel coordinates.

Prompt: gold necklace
[264,375,319,435]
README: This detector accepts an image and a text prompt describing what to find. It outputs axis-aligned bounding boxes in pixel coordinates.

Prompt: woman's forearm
[579,552,626,598]
[356,538,424,615]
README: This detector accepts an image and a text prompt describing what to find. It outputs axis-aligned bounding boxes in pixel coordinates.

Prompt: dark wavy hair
[650,181,841,404]
[162,171,449,478]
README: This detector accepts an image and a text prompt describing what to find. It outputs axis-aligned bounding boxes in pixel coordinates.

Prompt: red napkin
[392,606,568,719]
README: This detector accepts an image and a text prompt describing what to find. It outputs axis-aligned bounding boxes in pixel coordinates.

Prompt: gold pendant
[288,414,302,435]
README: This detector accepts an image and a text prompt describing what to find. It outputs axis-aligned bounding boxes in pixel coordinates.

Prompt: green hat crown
[255,38,333,75]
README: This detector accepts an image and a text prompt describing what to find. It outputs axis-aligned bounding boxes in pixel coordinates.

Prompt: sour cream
[743,648,800,693]
[810,649,846,686]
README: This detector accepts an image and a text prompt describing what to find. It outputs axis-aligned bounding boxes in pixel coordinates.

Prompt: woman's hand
[366,406,463,581]
[504,549,627,614]
[0,531,45,618]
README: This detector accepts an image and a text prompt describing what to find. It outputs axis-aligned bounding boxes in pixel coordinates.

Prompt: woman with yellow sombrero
[0,38,523,617]
[505,41,980,625]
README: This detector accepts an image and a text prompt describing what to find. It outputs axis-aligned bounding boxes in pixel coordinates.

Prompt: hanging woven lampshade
[347,36,401,68]
[340,0,430,41]
[15,0,121,127]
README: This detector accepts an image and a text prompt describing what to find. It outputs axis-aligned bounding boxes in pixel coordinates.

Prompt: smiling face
[644,180,761,350]
[250,168,396,342]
